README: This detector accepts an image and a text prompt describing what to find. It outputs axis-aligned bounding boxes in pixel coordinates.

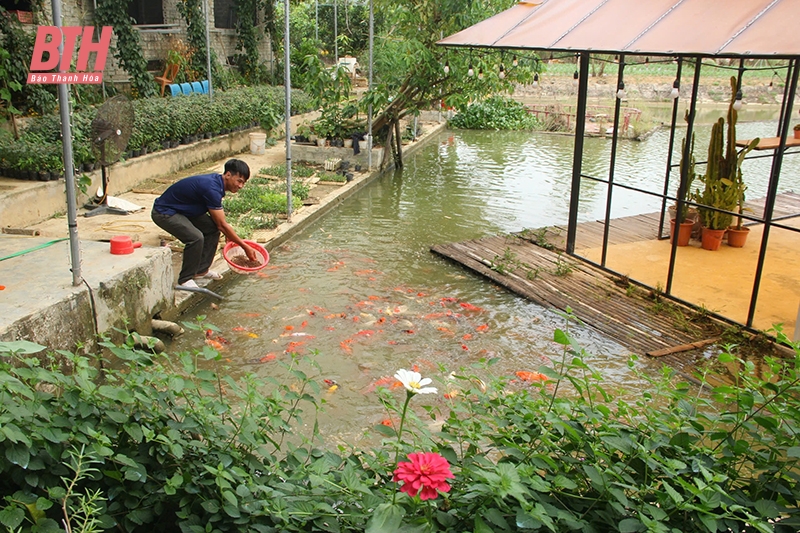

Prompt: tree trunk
[393,117,403,168]
[380,119,395,171]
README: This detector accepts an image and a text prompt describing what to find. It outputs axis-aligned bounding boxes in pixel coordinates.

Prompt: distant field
[540,58,787,82]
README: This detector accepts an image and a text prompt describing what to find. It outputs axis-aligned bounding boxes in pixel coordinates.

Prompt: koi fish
[238,312,261,318]
[325,326,336,331]
[368,295,381,301]
[462,333,473,341]
[340,339,353,353]
[380,419,394,427]
[459,302,483,312]
[280,332,316,338]
[256,272,269,278]
[476,324,489,332]
[437,327,455,336]
[376,317,386,325]
[461,344,469,351]
[259,353,277,362]
[403,329,415,334]
[247,332,259,339]
[417,292,427,297]
[285,341,306,354]
[300,320,308,328]
[325,313,347,319]
[440,297,458,303]
[232,326,248,332]
[323,379,339,392]
[515,371,549,382]
[285,325,294,331]
[355,301,374,308]
[205,339,225,351]
[354,269,381,275]
[362,376,402,394]
[355,330,375,337]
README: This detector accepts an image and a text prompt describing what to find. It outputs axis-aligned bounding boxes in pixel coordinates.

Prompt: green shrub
[3,320,800,533]
[259,163,315,179]
[450,95,540,131]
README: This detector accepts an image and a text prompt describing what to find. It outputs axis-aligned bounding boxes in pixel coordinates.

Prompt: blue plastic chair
[191,81,203,94]
[201,80,209,94]
[180,83,192,95]
[168,84,182,97]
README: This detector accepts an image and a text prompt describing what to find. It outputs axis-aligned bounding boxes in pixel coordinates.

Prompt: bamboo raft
[431,192,800,363]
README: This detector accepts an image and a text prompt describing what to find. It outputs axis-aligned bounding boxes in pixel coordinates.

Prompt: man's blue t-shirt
[153,173,225,217]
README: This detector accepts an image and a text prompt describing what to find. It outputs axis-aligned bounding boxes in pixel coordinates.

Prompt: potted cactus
[695,77,758,250]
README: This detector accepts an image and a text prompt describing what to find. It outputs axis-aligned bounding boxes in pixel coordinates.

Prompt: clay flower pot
[670,219,694,246]
[701,227,726,251]
[726,226,750,248]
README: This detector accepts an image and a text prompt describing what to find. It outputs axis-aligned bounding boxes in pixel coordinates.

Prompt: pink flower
[393,452,454,500]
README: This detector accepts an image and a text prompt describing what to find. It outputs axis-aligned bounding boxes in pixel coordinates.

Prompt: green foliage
[0,86,314,173]
[94,0,157,98]
[317,170,347,183]
[0,10,56,120]
[450,95,540,131]
[176,0,212,81]
[235,0,267,83]
[3,320,800,532]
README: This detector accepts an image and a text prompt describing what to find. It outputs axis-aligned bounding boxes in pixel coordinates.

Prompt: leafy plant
[4,317,800,532]
[450,95,540,131]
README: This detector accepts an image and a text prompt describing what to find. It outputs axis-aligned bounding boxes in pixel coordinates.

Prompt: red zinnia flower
[393,452,454,500]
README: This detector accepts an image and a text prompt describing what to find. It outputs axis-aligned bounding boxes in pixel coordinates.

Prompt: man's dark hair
[224,159,250,180]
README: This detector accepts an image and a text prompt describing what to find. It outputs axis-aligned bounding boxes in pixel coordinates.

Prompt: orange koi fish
[355,300,374,308]
[459,302,483,312]
[355,330,375,337]
[476,324,489,332]
[232,326,249,332]
[437,327,455,336]
[515,371,549,382]
[461,344,469,351]
[462,333,473,340]
[362,376,402,394]
[300,320,308,328]
[340,339,353,353]
[440,297,457,303]
[238,312,262,318]
[368,295,381,301]
[285,341,306,354]
[260,353,277,362]
[285,325,294,331]
[205,339,225,351]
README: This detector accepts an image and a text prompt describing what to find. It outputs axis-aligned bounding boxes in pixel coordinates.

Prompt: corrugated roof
[438,0,800,58]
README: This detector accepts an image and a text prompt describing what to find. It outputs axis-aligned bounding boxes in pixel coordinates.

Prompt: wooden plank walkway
[431,192,800,359]
[542,191,800,251]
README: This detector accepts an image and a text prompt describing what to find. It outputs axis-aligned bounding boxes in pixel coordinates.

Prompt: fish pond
[171,116,800,443]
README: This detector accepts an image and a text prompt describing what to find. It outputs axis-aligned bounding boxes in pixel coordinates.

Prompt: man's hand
[242,243,258,262]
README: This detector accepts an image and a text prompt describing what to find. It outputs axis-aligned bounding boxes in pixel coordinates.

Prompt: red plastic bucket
[223,240,269,273]
[110,235,142,255]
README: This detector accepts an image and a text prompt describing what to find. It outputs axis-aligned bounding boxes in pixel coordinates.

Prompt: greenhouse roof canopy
[438,0,800,58]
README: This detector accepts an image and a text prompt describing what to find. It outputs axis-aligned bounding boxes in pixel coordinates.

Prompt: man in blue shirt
[152,159,257,289]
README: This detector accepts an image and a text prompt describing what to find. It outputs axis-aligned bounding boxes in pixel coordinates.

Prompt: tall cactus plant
[695,76,759,230]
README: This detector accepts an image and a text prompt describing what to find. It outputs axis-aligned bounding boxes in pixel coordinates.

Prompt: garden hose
[0,238,69,262]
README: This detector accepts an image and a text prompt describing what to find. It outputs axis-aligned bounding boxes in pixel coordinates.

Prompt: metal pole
[367,0,373,169]
[600,54,624,267]
[565,52,590,254]
[52,0,81,286]
[284,0,293,222]
[658,57,683,240]
[746,59,799,326]
[204,0,213,101]
[333,0,338,65]
[666,57,702,295]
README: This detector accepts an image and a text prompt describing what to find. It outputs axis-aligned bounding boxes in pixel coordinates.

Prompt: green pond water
[170,116,800,442]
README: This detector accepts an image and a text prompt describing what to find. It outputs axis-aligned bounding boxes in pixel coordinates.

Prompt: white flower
[394,369,438,395]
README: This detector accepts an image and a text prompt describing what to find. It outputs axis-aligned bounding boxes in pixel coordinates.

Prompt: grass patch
[259,163,316,178]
